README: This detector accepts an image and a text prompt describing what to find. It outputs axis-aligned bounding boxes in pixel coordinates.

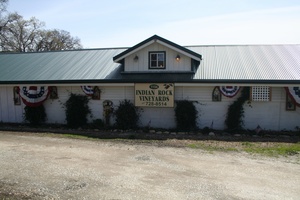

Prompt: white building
[0,35,299,131]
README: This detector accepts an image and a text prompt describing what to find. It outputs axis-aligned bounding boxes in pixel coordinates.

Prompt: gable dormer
[113,35,202,80]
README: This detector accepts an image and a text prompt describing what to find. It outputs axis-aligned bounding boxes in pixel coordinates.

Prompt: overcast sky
[7,0,300,48]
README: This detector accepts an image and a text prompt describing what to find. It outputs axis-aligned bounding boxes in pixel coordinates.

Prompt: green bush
[175,100,198,131]
[225,87,250,131]
[24,104,46,126]
[65,93,91,128]
[114,100,140,130]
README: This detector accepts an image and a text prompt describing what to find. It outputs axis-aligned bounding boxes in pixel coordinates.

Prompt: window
[92,86,101,100]
[286,93,296,111]
[49,86,58,99]
[13,86,21,105]
[149,51,166,69]
[212,87,222,101]
[251,86,271,101]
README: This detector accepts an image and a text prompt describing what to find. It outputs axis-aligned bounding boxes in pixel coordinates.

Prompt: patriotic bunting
[219,86,241,98]
[18,86,50,107]
[285,87,300,107]
[81,86,94,96]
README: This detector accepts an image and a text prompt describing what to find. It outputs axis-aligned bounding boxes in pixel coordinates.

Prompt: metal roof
[187,45,300,81]
[0,48,125,84]
[0,44,299,84]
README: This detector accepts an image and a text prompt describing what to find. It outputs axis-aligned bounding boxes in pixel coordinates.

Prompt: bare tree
[35,29,82,51]
[0,0,9,32]
[0,13,82,52]
[0,0,8,13]
[0,13,45,52]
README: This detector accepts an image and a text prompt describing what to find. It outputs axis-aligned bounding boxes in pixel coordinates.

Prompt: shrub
[175,100,198,131]
[24,104,46,126]
[114,100,140,130]
[65,93,91,128]
[89,119,105,129]
[225,87,250,131]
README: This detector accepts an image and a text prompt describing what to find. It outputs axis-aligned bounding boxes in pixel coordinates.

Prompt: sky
[6,0,300,48]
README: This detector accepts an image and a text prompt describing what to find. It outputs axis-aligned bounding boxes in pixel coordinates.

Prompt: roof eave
[1,79,299,86]
[113,35,202,63]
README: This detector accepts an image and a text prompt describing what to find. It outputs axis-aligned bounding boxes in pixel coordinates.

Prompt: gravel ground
[0,131,299,200]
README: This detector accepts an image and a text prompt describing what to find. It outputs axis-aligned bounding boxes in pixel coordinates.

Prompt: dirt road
[0,131,299,200]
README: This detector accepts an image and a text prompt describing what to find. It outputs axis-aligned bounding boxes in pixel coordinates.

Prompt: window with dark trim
[13,86,21,105]
[286,93,296,111]
[149,51,166,69]
[212,86,222,101]
[92,86,101,100]
[49,86,58,99]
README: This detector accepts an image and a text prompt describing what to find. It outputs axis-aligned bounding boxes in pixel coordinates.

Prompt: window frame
[13,86,21,105]
[49,86,58,99]
[286,93,296,111]
[148,51,166,69]
[92,86,101,100]
[212,86,222,101]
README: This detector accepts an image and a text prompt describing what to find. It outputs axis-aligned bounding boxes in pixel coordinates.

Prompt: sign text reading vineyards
[134,83,174,107]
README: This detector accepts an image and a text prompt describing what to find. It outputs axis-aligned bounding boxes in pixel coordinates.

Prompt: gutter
[0,79,299,87]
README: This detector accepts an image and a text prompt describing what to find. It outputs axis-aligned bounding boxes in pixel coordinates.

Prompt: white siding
[43,86,135,124]
[244,87,300,131]
[0,86,299,131]
[124,43,191,72]
[176,86,300,131]
[0,86,24,123]
[0,86,135,125]
[175,86,239,130]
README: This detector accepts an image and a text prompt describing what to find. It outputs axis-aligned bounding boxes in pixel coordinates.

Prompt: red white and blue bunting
[219,86,241,98]
[285,87,300,107]
[81,86,94,96]
[18,86,50,107]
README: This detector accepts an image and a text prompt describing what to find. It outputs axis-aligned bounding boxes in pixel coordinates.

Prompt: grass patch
[187,141,300,157]
[187,142,238,152]
[243,143,300,157]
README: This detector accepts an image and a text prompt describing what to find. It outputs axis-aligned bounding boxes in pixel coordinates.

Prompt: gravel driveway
[0,131,299,200]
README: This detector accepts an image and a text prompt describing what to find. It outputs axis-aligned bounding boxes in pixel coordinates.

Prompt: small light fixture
[133,55,139,62]
[176,55,180,61]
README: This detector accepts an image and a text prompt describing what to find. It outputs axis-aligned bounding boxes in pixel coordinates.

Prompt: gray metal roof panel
[0,49,125,82]
[0,45,299,84]
[187,45,300,80]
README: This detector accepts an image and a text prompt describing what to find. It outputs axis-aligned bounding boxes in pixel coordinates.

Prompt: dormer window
[149,51,166,69]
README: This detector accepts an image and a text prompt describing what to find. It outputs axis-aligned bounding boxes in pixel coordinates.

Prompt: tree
[0,0,9,32]
[0,0,8,13]
[0,11,82,52]
[35,29,82,51]
[0,13,45,52]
